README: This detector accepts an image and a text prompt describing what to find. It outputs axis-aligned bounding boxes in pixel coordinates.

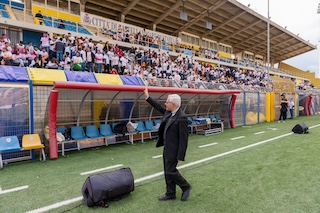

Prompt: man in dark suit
[144,88,191,201]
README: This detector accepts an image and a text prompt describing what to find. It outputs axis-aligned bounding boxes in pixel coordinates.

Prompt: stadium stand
[0,0,318,161]
[0,4,9,18]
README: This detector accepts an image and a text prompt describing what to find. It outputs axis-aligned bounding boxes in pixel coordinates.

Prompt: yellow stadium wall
[294,93,297,118]
[279,62,320,87]
[32,5,80,23]
[266,92,271,122]
[218,51,232,59]
[270,92,275,122]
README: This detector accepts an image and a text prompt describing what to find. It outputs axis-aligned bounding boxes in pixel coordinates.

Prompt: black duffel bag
[82,167,134,207]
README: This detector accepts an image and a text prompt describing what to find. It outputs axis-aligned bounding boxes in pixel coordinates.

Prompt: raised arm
[144,87,166,115]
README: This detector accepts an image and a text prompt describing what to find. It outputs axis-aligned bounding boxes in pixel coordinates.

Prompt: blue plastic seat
[209,115,215,119]
[0,136,22,169]
[78,24,92,35]
[43,16,52,27]
[145,120,154,131]
[187,117,195,126]
[145,120,159,139]
[0,136,21,153]
[100,124,116,137]
[187,117,197,134]
[85,125,102,138]
[154,119,161,125]
[57,127,67,133]
[215,114,223,121]
[11,1,24,10]
[71,126,88,140]
[135,121,149,143]
[210,115,217,122]
[57,127,78,156]
[136,121,148,132]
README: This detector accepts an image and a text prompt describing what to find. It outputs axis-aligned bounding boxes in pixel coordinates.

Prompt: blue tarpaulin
[120,76,143,86]
[0,66,29,83]
[65,71,97,83]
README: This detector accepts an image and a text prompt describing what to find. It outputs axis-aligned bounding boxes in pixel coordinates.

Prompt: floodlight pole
[267,0,270,90]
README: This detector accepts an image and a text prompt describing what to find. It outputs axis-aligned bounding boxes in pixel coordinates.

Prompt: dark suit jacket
[146,97,189,161]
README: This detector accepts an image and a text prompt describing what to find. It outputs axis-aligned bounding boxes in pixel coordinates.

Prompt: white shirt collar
[171,107,179,117]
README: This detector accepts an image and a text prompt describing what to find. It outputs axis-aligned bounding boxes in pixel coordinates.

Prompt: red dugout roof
[53,81,241,95]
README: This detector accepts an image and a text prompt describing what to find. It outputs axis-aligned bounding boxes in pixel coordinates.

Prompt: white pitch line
[134,171,164,183]
[177,132,294,170]
[80,164,123,176]
[25,196,83,213]
[254,131,265,135]
[199,142,218,148]
[267,128,278,131]
[27,123,320,213]
[309,124,320,129]
[152,155,162,159]
[230,136,245,140]
[0,185,28,195]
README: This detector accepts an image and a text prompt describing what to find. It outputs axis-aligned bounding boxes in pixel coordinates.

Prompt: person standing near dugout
[144,88,191,201]
[289,98,294,119]
[279,94,288,123]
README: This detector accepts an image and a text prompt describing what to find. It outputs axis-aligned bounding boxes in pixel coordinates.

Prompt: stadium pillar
[25,0,32,12]
[120,14,125,22]
[152,24,156,31]
[267,0,270,90]
[80,0,87,12]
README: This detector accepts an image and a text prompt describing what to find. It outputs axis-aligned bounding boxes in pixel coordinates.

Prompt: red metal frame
[53,81,241,95]
[230,95,237,128]
[49,90,59,159]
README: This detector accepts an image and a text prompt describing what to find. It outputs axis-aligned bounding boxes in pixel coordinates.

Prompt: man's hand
[144,87,149,99]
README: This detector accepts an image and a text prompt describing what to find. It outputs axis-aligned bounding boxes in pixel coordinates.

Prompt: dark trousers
[163,157,190,196]
[279,111,287,121]
[104,63,110,73]
[290,109,294,119]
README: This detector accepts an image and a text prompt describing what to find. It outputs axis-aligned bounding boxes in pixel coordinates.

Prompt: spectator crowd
[0,31,312,91]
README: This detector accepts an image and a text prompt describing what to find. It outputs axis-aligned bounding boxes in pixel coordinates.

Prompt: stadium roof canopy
[84,0,316,64]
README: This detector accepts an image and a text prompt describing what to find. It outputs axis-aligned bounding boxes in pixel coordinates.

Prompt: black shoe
[181,186,191,201]
[158,195,176,201]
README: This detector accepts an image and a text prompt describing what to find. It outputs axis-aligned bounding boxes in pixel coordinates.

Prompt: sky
[238,0,319,76]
